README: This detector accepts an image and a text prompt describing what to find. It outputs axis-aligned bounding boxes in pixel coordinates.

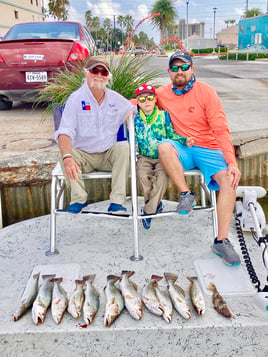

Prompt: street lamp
[186,0,189,50]
[213,7,217,40]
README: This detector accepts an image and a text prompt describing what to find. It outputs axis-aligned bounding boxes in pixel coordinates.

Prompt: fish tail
[41,274,56,280]
[121,270,135,278]
[75,279,85,286]
[52,277,63,283]
[107,275,120,282]
[207,282,216,292]
[164,273,178,283]
[32,272,40,279]
[83,274,96,282]
[151,274,163,281]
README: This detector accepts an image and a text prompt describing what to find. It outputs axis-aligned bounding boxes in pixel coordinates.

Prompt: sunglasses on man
[87,67,109,77]
[169,64,191,72]
[137,95,155,103]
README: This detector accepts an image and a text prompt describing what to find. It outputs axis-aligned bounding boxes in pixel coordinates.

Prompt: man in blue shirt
[55,56,134,214]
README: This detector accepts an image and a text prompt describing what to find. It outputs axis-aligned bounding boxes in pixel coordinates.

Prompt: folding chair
[47,114,218,260]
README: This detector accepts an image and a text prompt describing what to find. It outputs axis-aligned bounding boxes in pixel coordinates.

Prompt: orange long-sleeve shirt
[156,81,237,167]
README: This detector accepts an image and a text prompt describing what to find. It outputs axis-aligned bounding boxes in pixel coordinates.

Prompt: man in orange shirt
[157,51,241,266]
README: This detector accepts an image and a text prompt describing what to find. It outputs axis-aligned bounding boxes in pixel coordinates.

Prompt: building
[216,25,239,49]
[178,19,205,40]
[238,15,268,51]
[0,0,45,37]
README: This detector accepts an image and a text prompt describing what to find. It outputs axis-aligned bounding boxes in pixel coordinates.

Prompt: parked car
[134,46,146,56]
[0,21,96,109]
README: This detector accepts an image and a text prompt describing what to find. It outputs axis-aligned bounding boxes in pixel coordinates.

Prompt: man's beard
[90,79,106,90]
[173,75,188,89]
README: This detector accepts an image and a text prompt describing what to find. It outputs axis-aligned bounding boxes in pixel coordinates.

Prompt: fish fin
[151,275,163,281]
[164,273,178,282]
[83,274,96,282]
[175,284,186,296]
[130,281,138,291]
[107,275,120,282]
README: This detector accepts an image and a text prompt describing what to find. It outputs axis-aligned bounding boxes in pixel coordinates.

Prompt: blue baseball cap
[169,51,192,67]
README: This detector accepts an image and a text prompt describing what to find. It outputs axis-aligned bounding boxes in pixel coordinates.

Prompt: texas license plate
[25,71,47,82]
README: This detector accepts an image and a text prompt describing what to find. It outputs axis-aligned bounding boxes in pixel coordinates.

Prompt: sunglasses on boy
[169,64,191,72]
[87,67,109,77]
[137,95,155,103]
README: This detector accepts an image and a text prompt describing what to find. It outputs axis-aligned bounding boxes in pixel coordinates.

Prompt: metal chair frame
[47,114,218,260]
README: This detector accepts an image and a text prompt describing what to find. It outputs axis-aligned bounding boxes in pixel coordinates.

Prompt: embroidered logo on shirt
[81,101,91,111]
[109,104,116,108]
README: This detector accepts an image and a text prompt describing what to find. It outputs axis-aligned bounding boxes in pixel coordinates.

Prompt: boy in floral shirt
[134,83,194,229]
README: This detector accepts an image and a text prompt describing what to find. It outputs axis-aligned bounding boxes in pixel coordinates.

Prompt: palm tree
[91,16,100,41]
[124,15,134,44]
[117,15,125,48]
[150,0,177,54]
[85,10,92,29]
[103,18,112,51]
[245,8,263,18]
[47,0,70,20]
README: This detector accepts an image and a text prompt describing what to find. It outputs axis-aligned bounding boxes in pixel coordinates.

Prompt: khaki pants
[61,141,130,205]
[136,155,169,214]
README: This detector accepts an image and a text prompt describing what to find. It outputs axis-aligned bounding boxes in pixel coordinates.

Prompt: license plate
[25,71,47,83]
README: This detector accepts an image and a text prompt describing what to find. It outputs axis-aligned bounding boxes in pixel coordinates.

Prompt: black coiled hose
[235,213,261,292]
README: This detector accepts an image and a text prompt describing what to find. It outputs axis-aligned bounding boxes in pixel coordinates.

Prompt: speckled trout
[164,273,191,320]
[83,274,100,325]
[67,279,85,318]
[119,271,143,320]
[14,272,40,321]
[142,275,164,317]
[187,277,206,316]
[104,275,124,327]
[51,277,68,324]
[32,274,55,324]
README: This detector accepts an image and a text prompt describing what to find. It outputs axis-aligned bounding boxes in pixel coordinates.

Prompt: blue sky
[44,0,268,43]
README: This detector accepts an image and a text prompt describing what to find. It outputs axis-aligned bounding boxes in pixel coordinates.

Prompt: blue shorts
[160,139,228,191]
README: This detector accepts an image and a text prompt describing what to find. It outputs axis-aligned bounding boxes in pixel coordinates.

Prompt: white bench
[47,114,218,260]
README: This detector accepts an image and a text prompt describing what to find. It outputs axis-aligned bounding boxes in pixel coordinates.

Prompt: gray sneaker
[211,238,241,266]
[177,191,196,214]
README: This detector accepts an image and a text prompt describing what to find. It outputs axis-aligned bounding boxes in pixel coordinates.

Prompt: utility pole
[113,15,116,52]
[186,0,189,50]
[213,7,217,39]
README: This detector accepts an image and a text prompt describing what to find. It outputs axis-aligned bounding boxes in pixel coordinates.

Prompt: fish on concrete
[164,273,191,320]
[142,275,164,317]
[83,274,100,325]
[32,274,55,324]
[104,275,124,327]
[187,277,206,316]
[119,271,143,320]
[14,272,40,321]
[51,277,68,324]
[154,281,173,323]
[68,279,85,319]
[207,282,234,318]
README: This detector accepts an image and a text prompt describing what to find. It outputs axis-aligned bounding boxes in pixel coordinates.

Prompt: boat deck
[0,199,267,356]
